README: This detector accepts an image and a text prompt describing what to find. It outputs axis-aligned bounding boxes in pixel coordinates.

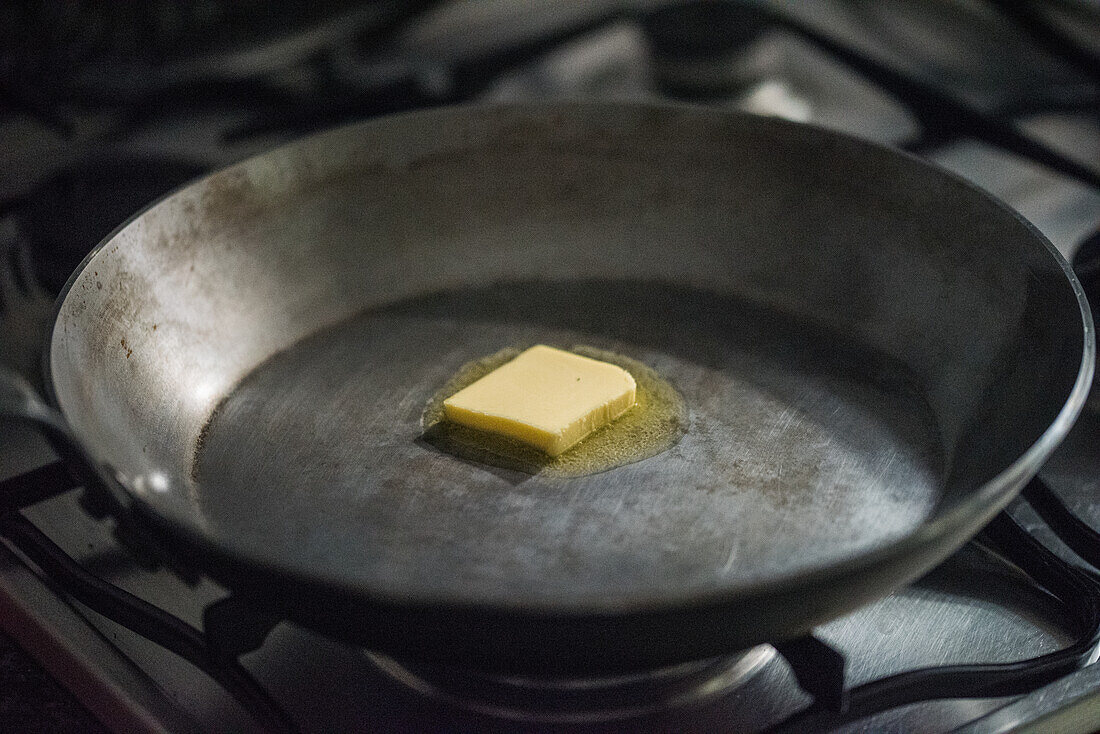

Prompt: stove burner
[643,1,773,98]
[365,646,775,724]
[0,1,412,103]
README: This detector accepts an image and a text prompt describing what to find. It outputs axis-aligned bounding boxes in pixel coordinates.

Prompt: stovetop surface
[1,1,1099,732]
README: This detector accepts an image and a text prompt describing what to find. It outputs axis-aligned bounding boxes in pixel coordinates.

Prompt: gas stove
[1,2,1099,732]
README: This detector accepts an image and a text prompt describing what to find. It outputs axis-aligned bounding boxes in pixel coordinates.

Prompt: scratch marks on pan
[875,449,899,482]
[721,544,739,574]
[610,485,628,516]
[766,407,799,441]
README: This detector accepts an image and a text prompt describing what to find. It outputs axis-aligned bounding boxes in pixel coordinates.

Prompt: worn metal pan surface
[38,104,1094,673]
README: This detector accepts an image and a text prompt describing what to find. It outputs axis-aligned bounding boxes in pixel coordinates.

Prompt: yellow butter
[442,345,637,456]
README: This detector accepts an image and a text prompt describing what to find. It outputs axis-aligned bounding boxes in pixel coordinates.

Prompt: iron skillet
[2,104,1094,675]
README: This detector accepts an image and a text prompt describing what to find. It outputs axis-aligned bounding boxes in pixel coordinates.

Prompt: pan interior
[192,279,944,607]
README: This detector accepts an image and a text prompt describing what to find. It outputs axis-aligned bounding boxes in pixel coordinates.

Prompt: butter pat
[442,345,637,456]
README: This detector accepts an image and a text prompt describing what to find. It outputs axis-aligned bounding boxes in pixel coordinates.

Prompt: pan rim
[42,101,1096,618]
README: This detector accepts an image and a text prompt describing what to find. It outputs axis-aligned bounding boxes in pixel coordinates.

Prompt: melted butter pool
[422,346,688,478]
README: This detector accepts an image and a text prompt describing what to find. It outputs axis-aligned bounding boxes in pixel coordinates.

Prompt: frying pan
[1,104,1093,675]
